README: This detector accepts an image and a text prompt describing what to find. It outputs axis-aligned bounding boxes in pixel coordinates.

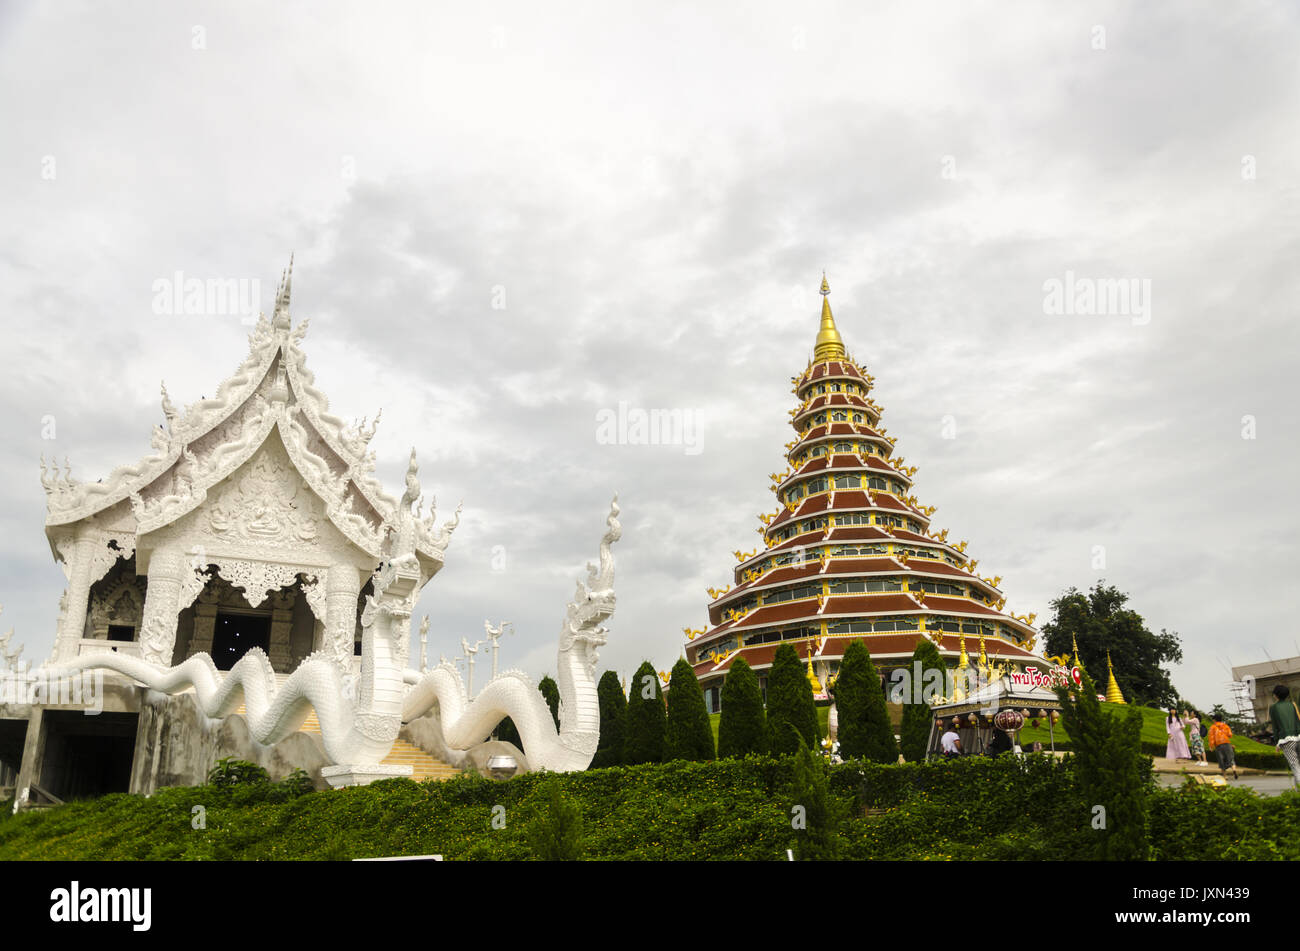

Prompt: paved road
[1155,772,1298,796]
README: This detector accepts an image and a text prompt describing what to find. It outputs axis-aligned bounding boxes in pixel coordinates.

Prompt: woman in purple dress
[1166,709,1191,760]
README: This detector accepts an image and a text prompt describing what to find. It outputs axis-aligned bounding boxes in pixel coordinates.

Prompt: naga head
[559,495,621,657]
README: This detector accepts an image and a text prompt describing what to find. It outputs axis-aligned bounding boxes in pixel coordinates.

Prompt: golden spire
[1105,651,1126,704]
[977,634,988,672]
[806,647,823,693]
[958,635,969,670]
[1071,633,1083,669]
[813,273,847,362]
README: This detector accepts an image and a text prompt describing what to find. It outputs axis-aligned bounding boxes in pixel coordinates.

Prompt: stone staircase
[295,709,461,782]
[232,686,461,783]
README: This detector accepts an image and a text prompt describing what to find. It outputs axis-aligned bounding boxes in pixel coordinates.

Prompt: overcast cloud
[1,1,1296,708]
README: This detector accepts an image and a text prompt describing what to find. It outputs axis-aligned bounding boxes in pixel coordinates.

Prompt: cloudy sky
[1,1,1296,709]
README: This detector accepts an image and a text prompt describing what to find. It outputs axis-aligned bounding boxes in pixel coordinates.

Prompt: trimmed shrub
[624,661,666,765]
[590,670,627,769]
[834,640,898,764]
[899,638,945,762]
[717,657,767,758]
[766,643,820,755]
[538,676,561,731]
[666,658,715,761]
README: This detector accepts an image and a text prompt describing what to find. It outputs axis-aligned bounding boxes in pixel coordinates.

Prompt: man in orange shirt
[1206,714,1238,779]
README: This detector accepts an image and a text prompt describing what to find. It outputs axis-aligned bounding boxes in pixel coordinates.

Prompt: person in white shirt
[940,728,962,759]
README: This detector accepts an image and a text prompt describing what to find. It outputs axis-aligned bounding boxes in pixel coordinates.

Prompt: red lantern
[993,709,1024,732]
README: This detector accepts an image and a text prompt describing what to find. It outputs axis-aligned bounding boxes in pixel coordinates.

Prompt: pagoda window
[765,584,820,604]
[867,477,887,490]
[832,383,842,392]
[831,411,848,421]
[806,477,828,494]
[812,447,826,457]
[814,413,827,425]
[833,474,859,489]
[852,413,863,423]
[817,385,827,394]
[834,441,852,452]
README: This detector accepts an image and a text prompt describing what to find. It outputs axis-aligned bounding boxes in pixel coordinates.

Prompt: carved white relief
[299,573,326,621]
[177,564,213,612]
[215,560,304,609]
[204,441,324,548]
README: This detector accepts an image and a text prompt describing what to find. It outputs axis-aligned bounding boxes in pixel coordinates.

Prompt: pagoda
[687,277,1044,711]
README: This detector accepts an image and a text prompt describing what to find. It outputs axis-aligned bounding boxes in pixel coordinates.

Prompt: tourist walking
[1185,710,1207,765]
[1165,709,1190,760]
[1267,685,1300,788]
[1206,715,1237,779]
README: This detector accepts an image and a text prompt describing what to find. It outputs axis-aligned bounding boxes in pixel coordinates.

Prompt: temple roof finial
[813,272,846,362]
[273,252,294,330]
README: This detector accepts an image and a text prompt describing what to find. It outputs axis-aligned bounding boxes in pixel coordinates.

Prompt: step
[232,704,459,782]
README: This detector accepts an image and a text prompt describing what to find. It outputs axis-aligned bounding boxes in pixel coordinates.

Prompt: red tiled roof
[921,595,1002,617]
[829,490,871,509]
[824,526,892,542]
[891,529,931,542]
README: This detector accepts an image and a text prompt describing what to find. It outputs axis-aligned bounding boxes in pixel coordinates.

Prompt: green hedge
[0,755,1295,861]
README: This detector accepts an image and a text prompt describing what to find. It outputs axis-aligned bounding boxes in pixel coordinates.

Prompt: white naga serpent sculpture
[43,497,621,775]
[403,497,621,772]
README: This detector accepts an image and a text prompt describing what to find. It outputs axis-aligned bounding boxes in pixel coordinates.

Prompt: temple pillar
[138,547,183,666]
[323,563,361,673]
[267,589,296,671]
[53,534,95,662]
[189,587,220,656]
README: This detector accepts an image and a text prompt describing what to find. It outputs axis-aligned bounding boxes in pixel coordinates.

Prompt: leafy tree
[589,670,626,768]
[766,643,820,755]
[1055,665,1150,860]
[538,675,562,731]
[785,743,848,860]
[1041,581,1182,707]
[899,638,946,762]
[717,657,767,758]
[526,781,585,860]
[623,661,666,765]
[833,641,898,763]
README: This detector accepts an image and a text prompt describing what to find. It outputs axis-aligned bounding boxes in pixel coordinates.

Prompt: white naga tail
[402,496,621,772]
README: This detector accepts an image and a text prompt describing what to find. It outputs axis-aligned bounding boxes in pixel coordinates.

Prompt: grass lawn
[1014,703,1275,754]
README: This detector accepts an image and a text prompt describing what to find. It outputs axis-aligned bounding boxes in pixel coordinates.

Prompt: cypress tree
[666,658,715,761]
[1055,665,1149,860]
[538,675,561,731]
[899,638,946,762]
[717,656,767,758]
[834,640,898,763]
[526,781,585,860]
[623,660,666,764]
[589,670,627,768]
[766,643,820,755]
[786,743,848,860]
[494,716,522,748]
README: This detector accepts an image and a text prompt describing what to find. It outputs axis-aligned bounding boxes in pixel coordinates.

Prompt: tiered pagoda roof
[686,277,1044,693]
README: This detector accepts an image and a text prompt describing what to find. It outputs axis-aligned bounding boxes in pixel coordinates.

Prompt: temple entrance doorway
[38,711,137,801]
[212,612,272,671]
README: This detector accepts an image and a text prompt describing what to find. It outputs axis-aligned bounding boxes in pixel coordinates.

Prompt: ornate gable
[40,260,459,578]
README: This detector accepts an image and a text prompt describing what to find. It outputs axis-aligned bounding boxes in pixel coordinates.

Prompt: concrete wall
[129,691,331,794]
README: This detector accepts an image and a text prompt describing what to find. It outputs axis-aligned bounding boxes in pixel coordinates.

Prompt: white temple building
[0,261,619,809]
